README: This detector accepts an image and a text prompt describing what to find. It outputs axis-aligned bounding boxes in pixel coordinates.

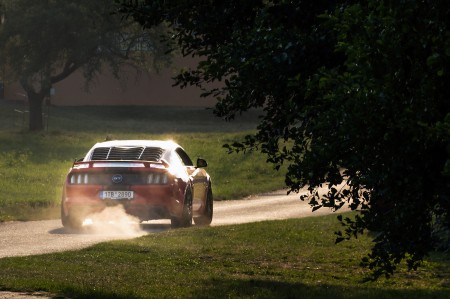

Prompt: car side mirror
[196,158,208,168]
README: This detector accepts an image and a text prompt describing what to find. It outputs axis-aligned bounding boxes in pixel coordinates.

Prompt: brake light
[68,172,169,185]
[147,173,168,184]
[70,173,89,184]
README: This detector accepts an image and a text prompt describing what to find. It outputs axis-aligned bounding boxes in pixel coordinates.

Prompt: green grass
[0,101,449,298]
[0,101,285,221]
[0,213,448,298]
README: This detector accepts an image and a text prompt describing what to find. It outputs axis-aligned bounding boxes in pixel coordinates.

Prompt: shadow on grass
[59,287,141,299]
[59,277,450,299]
[191,278,449,299]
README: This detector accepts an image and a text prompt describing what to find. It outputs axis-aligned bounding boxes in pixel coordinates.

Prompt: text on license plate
[100,191,134,200]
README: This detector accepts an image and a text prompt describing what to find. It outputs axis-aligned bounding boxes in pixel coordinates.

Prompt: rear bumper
[62,184,184,221]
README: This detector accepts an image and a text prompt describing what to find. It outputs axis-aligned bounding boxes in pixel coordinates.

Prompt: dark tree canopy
[0,0,170,131]
[120,0,449,278]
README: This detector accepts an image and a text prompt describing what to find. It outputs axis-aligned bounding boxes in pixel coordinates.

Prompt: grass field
[0,100,285,221]
[0,214,449,298]
[0,100,448,298]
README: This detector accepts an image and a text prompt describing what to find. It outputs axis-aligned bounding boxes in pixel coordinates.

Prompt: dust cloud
[80,205,147,237]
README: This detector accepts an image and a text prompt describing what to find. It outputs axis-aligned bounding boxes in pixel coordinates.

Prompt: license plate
[100,191,134,200]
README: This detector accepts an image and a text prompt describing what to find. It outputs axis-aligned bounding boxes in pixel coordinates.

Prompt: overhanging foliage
[119,0,450,278]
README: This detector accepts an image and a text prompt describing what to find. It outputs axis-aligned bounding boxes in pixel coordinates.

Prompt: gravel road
[0,188,346,298]
[0,189,344,259]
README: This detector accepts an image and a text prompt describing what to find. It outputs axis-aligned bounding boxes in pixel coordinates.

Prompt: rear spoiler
[72,159,169,170]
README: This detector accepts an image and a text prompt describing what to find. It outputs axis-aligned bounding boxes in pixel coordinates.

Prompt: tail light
[147,173,169,184]
[70,173,89,184]
[68,172,169,185]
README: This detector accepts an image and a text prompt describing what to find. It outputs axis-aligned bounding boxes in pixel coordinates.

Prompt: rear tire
[171,187,193,228]
[194,186,213,226]
[61,205,83,230]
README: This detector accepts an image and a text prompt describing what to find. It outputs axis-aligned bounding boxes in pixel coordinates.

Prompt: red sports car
[61,140,213,229]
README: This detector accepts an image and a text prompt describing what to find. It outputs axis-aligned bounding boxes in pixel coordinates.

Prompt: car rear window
[90,146,164,161]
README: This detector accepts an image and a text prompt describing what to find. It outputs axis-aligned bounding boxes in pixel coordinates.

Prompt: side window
[175,148,193,166]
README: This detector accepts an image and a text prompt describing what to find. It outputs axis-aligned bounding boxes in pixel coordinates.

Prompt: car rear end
[62,159,186,228]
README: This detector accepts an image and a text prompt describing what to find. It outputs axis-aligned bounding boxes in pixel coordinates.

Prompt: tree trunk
[28,93,45,131]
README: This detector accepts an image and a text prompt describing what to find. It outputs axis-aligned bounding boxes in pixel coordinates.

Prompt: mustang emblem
[112,174,123,184]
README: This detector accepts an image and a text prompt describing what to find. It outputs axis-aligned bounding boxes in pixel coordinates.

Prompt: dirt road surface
[0,189,347,298]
